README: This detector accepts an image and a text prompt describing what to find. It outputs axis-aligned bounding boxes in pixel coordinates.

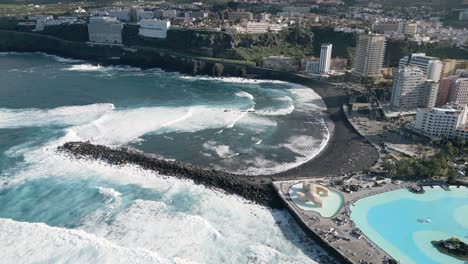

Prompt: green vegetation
[385,39,468,67]
[381,0,464,9]
[383,140,466,180]
[122,25,315,65]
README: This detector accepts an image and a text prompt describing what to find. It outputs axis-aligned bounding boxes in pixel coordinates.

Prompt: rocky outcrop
[432,238,468,261]
[58,142,283,208]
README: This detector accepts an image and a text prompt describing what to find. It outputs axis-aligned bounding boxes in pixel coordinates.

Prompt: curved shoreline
[0,30,379,187]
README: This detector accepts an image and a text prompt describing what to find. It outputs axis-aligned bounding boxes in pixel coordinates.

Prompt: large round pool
[351,186,468,264]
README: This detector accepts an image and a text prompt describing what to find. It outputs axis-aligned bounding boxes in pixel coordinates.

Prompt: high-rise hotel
[352,34,386,78]
[319,43,332,75]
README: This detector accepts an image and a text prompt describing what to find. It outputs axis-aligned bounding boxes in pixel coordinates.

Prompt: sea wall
[58,142,284,208]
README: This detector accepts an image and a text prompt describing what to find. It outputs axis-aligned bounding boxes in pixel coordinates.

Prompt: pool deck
[272,177,416,264]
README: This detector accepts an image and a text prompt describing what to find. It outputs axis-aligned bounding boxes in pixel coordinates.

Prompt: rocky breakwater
[58,142,283,208]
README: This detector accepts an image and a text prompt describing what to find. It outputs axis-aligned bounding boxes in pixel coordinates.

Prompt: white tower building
[319,43,332,75]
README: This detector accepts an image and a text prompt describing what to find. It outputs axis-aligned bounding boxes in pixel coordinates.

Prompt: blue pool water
[289,183,343,217]
[351,186,468,264]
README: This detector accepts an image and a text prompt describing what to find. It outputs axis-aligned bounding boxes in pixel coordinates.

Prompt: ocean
[0,52,334,263]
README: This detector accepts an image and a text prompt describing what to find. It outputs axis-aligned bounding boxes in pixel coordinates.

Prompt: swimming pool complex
[351,186,468,264]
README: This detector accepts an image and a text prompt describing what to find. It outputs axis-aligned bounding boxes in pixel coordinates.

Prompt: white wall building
[399,53,443,82]
[390,65,437,110]
[319,43,332,75]
[139,19,170,39]
[414,105,468,139]
[88,16,123,44]
[352,34,386,78]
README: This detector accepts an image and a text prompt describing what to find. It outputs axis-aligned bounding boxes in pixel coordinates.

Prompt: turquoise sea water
[351,186,468,264]
[0,53,334,263]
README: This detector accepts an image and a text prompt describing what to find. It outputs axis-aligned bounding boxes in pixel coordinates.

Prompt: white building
[399,53,443,82]
[245,22,270,34]
[398,22,418,36]
[88,16,123,44]
[390,65,438,110]
[139,19,170,39]
[414,105,468,139]
[302,57,320,74]
[319,43,332,75]
[352,34,386,78]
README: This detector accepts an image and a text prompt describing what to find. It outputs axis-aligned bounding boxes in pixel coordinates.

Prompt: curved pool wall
[350,186,468,264]
[289,183,344,218]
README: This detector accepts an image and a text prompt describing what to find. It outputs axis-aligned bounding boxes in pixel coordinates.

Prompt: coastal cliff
[58,142,284,208]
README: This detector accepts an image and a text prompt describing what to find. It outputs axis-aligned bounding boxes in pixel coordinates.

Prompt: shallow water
[0,53,334,263]
[351,186,468,264]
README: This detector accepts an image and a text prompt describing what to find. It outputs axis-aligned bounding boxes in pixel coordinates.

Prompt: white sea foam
[97,187,122,210]
[235,91,254,100]
[65,64,141,72]
[1,142,329,263]
[180,75,288,84]
[66,64,105,72]
[0,218,193,264]
[203,141,237,158]
[0,104,115,129]
[241,126,331,175]
[289,87,327,113]
[256,96,295,116]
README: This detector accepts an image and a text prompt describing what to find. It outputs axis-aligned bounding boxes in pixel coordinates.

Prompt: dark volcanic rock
[58,142,283,208]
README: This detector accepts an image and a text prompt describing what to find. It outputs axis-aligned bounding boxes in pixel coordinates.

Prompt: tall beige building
[441,59,468,77]
[352,34,386,78]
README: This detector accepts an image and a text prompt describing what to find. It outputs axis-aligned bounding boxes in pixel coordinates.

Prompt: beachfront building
[390,65,438,110]
[352,34,386,78]
[87,16,123,44]
[139,19,170,39]
[399,53,443,82]
[413,105,468,139]
[438,74,468,106]
[302,57,320,74]
[319,43,332,75]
